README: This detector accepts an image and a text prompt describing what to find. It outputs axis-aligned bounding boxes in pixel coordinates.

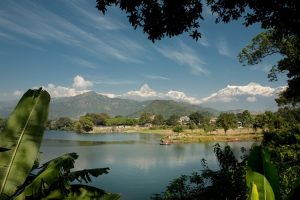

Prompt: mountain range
[0,82,284,119]
[0,91,218,119]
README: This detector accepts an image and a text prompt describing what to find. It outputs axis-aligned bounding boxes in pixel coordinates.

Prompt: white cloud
[42,83,89,98]
[72,75,93,90]
[247,96,257,102]
[201,82,285,103]
[99,93,120,98]
[13,90,23,96]
[216,39,231,57]
[198,35,209,47]
[66,56,98,69]
[0,1,144,63]
[144,74,170,80]
[166,91,201,104]
[156,41,208,75]
[122,84,200,104]
[124,84,159,98]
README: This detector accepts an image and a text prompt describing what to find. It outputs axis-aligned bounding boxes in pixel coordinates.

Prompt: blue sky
[0,0,287,104]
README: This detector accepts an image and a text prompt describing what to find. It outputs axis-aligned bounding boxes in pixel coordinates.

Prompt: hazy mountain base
[0,91,218,119]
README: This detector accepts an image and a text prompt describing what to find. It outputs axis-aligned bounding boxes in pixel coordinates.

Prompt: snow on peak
[166,90,201,104]
[124,84,158,98]
[201,82,284,103]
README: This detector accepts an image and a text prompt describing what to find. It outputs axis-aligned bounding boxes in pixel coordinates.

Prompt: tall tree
[216,112,237,134]
[152,114,164,126]
[139,112,152,125]
[189,112,204,126]
[241,110,253,132]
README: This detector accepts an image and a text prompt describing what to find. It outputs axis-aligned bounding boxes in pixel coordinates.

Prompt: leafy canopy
[96,0,300,105]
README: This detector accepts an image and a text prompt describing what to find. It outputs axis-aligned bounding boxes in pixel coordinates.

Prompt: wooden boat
[160,139,171,145]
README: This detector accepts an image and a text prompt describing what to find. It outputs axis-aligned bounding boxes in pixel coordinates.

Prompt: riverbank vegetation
[45,109,298,143]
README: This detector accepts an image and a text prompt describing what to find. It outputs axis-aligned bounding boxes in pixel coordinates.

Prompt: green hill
[49,91,149,119]
[0,91,218,119]
[128,100,218,118]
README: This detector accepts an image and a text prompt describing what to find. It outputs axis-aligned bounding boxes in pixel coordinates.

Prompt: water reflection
[40,131,258,200]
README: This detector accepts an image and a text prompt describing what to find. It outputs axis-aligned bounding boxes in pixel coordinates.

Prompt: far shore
[88,126,263,143]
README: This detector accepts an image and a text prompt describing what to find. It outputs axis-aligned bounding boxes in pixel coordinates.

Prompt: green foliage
[48,117,75,131]
[246,170,275,200]
[85,113,110,126]
[76,116,94,133]
[241,110,254,129]
[152,114,164,126]
[172,126,183,133]
[139,112,152,125]
[152,144,248,200]
[262,126,300,199]
[0,89,50,199]
[166,115,180,126]
[189,112,204,126]
[97,0,203,42]
[0,118,6,131]
[238,30,300,105]
[104,117,138,126]
[246,146,280,199]
[0,90,120,200]
[188,122,197,132]
[14,152,120,200]
[216,112,237,134]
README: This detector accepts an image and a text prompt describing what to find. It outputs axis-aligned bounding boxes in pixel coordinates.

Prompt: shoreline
[89,126,263,143]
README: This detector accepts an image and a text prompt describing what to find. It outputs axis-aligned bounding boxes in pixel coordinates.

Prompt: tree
[216,112,237,134]
[97,0,300,105]
[253,114,266,132]
[85,113,110,126]
[173,125,183,133]
[139,112,152,125]
[151,144,248,200]
[50,117,75,131]
[241,110,253,132]
[152,114,164,126]
[188,122,197,133]
[238,30,300,105]
[166,115,180,126]
[76,116,94,133]
[189,112,204,126]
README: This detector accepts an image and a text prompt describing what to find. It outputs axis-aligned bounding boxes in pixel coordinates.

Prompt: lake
[40,131,257,200]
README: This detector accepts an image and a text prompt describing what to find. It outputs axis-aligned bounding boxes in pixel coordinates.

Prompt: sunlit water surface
[40,131,257,200]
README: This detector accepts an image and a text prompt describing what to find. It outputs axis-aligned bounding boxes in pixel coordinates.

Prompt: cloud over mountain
[117,84,200,104]
[201,82,285,103]
[200,82,286,111]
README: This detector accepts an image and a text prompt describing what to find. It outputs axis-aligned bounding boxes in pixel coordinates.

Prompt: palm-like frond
[68,168,110,183]
[15,153,78,199]
[0,89,50,199]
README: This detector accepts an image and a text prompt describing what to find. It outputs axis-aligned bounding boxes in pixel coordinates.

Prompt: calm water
[40,131,256,200]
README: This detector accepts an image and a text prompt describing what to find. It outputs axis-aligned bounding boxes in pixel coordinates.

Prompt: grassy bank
[91,126,263,142]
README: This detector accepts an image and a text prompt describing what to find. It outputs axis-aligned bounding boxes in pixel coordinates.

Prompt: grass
[91,126,263,143]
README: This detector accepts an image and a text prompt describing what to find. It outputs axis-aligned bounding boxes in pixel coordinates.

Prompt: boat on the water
[160,139,171,145]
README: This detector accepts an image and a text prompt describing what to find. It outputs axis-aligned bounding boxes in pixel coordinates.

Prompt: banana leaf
[0,89,50,199]
[15,153,78,199]
[67,168,110,183]
[16,153,118,200]
[246,169,275,200]
[41,184,120,200]
[247,146,279,200]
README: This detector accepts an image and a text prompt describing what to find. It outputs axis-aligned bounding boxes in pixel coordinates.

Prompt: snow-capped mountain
[200,82,286,111]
